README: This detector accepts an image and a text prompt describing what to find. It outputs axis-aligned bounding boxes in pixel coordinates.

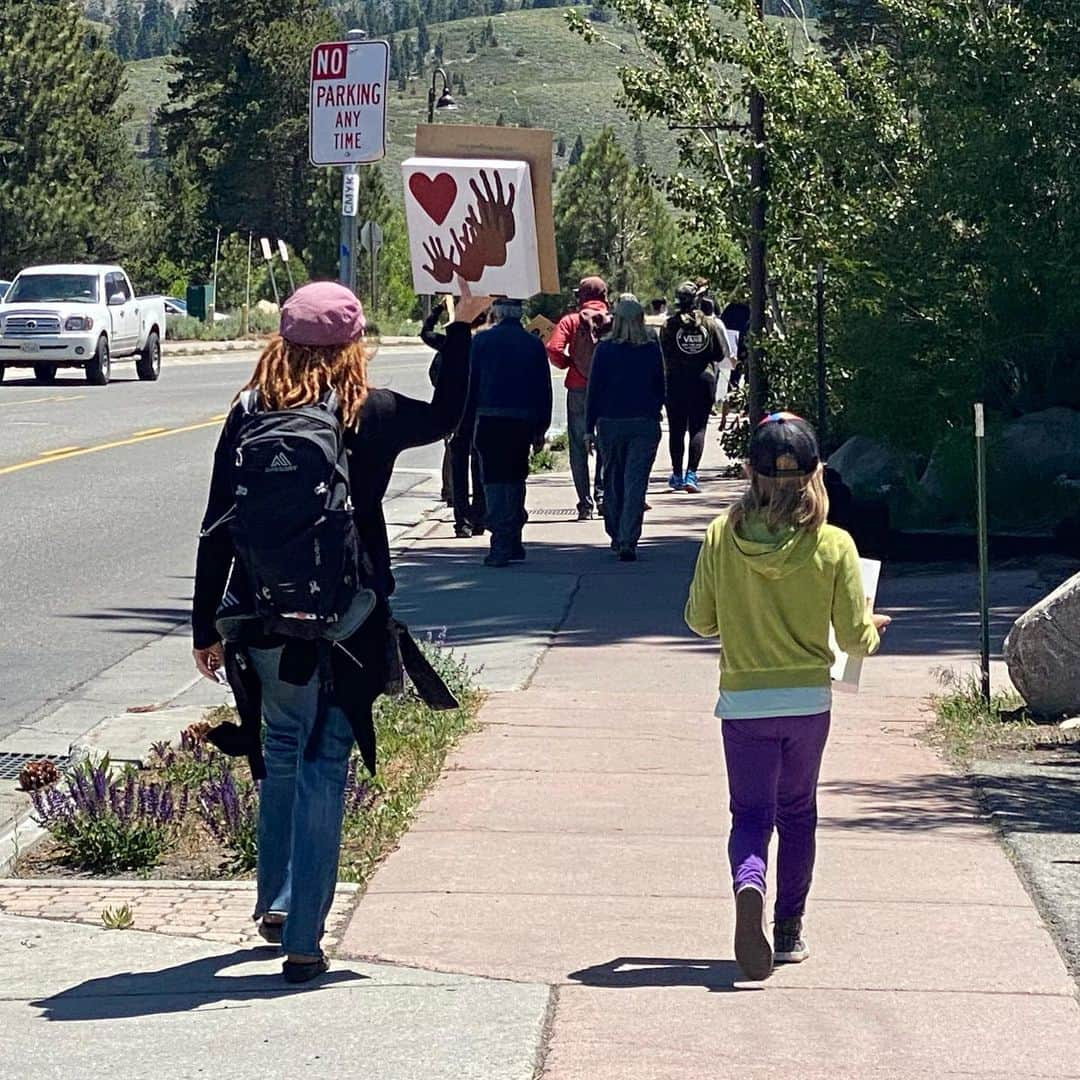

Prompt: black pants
[450,431,486,530]
[474,416,532,561]
[666,370,716,475]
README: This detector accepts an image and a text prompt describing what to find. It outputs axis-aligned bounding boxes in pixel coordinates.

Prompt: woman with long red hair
[191,280,489,982]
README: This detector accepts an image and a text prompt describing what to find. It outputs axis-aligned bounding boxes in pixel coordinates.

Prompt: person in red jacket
[547,276,611,520]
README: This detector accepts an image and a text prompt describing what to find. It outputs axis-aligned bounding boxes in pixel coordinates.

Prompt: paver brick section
[0,881,357,949]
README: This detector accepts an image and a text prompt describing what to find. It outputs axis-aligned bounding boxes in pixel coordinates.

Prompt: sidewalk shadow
[818,773,983,833]
[568,956,744,993]
[31,947,366,1022]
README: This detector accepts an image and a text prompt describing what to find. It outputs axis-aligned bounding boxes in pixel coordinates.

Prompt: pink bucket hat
[280,281,366,347]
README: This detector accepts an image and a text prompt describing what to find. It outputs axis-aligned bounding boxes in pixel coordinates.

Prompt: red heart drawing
[409,172,458,225]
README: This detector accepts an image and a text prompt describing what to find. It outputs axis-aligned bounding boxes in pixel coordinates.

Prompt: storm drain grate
[529,508,579,520]
[0,752,70,782]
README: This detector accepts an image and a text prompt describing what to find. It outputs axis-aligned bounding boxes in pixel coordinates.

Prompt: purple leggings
[721,712,831,920]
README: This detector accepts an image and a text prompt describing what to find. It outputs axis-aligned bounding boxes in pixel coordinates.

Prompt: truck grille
[3,315,62,335]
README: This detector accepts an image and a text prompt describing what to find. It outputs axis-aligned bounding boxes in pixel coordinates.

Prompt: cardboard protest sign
[831,558,882,692]
[403,157,541,297]
[413,125,559,294]
[526,314,555,344]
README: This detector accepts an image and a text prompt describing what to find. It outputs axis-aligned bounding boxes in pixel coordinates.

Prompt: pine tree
[556,136,567,157]
[433,33,444,62]
[495,112,506,126]
[555,127,680,295]
[0,0,145,274]
[137,0,162,59]
[568,133,585,166]
[160,0,339,268]
[467,33,476,54]
[113,0,139,60]
[416,15,430,58]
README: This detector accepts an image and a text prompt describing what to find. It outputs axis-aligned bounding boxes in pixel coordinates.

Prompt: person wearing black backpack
[546,276,612,520]
[191,280,491,983]
[660,281,731,494]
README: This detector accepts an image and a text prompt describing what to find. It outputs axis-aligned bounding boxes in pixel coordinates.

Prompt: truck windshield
[7,275,100,304]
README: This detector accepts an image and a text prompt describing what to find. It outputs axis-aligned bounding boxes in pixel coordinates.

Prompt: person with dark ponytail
[659,282,731,493]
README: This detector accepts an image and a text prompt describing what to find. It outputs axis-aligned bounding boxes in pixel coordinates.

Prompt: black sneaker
[733,885,774,981]
[617,548,637,562]
[577,507,594,521]
[484,554,510,568]
[454,524,474,539]
[509,545,526,562]
[774,916,809,964]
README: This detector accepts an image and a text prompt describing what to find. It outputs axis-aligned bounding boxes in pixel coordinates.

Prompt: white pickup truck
[0,264,166,386]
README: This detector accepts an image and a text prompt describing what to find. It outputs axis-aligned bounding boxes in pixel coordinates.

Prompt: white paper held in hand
[830,558,882,693]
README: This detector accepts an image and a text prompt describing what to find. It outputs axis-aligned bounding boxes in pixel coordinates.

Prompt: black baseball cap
[749,412,820,478]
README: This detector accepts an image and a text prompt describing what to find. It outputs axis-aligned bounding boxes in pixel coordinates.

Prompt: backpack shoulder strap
[238,389,259,414]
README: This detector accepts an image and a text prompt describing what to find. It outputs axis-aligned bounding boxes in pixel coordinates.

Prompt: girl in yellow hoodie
[685,413,890,981]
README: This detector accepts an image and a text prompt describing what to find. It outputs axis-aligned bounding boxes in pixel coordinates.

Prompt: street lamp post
[427,67,458,125]
[425,68,459,316]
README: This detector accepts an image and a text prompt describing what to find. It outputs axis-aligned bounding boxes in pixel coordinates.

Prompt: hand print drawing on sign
[403,156,541,298]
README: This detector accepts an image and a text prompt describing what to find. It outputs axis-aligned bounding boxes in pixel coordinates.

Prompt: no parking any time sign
[309,39,389,166]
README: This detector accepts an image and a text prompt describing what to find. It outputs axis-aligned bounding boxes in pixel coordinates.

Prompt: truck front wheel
[136,330,161,381]
[85,336,111,386]
[33,363,57,384]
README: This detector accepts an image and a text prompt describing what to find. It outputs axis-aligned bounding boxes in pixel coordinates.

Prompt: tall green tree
[0,0,147,277]
[554,127,685,296]
[160,0,341,272]
[113,0,139,60]
[569,0,912,431]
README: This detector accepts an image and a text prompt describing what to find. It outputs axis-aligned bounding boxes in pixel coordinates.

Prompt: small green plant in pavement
[101,904,135,930]
[929,670,1031,762]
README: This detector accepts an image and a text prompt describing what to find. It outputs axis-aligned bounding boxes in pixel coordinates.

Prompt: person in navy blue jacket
[467,298,553,567]
[586,294,666,561]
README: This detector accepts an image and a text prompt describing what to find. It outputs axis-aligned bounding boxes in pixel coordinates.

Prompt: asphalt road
[0,346,569,741]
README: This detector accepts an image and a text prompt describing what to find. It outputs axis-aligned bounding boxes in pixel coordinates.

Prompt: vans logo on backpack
[267,452,296,472]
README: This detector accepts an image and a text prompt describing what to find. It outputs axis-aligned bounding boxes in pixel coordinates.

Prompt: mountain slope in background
[120,8,679,188]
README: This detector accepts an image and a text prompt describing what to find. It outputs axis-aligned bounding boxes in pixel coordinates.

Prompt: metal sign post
[260,237,280,307]
[975,403,991,704]
[359,220,383,312]
[277,239,296,296]
[340,169,359,292]
[815,263,827,442]
[309,30,388,292]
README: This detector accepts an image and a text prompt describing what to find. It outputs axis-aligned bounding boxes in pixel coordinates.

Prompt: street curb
[162,336,423,357]
[0,878,361,893]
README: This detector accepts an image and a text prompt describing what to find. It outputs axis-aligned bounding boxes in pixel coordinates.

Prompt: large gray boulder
[1005,570,1080,717]
[828,436,916,504]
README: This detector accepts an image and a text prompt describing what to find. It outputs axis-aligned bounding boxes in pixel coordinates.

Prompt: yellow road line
[0,417,224,477]
[0,393,87,409]
[132,427,168,436]
[39,446,82,457]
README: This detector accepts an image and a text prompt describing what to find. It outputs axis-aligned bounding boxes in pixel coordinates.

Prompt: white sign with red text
[309,39,389,166]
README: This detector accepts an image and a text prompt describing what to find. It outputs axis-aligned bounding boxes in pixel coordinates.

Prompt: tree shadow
[817,773,986,833]
[567,956,748,993]
[970,757,1080,836]
[59,605,192,633]
[31,947,366,1022]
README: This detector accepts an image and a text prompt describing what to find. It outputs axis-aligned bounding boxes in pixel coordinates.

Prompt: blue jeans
[567,388,603,512]
[596,418,660,551]
[249,646,354,956]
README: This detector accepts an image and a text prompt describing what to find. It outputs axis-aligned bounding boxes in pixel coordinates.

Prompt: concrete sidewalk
[6,465,1080,1078]
[340,469,1080,1079]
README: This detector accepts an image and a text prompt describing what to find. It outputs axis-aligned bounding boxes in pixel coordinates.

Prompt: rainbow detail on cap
[758,410,804,427]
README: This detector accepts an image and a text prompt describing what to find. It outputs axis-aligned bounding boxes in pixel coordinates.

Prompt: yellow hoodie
[685,513,880,692]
